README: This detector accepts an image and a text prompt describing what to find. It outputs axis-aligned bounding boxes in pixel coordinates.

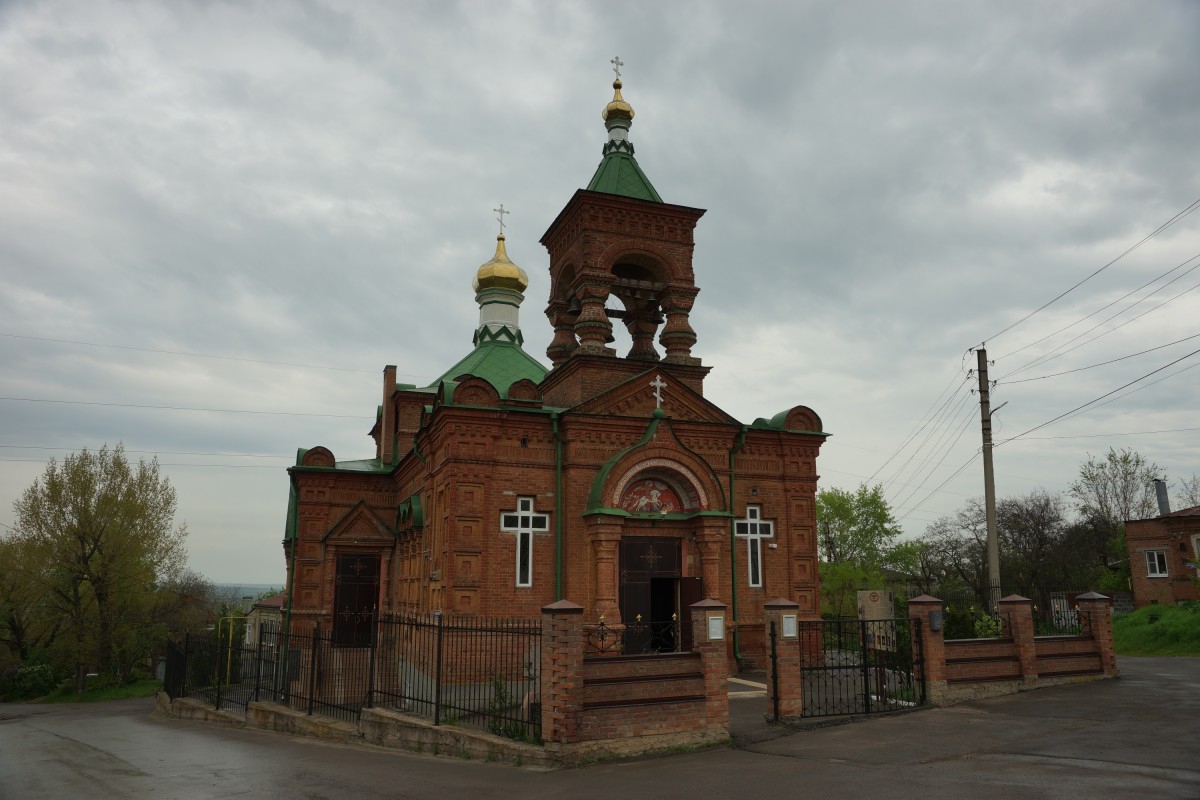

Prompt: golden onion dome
[473,235,529,292]
[602,78,635,121]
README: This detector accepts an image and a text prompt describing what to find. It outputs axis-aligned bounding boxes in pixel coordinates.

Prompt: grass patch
[1113,602,1200,656]
[39,679,162,704]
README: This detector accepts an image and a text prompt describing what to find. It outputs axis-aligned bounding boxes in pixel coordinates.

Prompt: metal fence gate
[782,618,925,718]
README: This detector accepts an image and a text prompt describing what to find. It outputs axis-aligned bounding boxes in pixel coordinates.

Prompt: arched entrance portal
[609,466,712,651]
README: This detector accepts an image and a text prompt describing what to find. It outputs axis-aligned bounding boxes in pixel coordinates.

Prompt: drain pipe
[552,411,564,600]
[279,470,299,698]
[729,426,747,670]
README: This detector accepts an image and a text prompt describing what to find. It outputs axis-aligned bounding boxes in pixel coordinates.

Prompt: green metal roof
[430,340,548,398]
[586,150,662,203]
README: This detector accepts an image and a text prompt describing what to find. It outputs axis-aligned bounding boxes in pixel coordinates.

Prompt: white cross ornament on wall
[650,375,667,409]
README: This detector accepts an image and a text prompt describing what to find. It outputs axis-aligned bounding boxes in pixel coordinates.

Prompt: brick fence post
[907,595,947,706]
[690,599,729,734]
[1000,595,1037,685]
[540,600,584,745]
[1076,591,1119,678]
[762,598,802,722]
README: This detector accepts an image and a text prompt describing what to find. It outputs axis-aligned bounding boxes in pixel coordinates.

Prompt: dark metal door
[332,553,380,646]
[619,538,682,653]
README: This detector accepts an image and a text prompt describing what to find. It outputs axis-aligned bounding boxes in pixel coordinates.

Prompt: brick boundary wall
[909,592,1118,706]
[538,598,730,761]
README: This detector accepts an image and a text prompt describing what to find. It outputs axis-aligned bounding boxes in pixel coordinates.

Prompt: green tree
[1068,448,1162,591]
[919,499,988,591]
[1069,448,1161,528]
[10,444,188,691]
[816,484,901,570]
[816,484,902,616]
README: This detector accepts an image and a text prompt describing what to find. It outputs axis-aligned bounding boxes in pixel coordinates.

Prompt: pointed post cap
[999,594,1032,604]
[1075,591,1111,602]
[690,598,727,610]
[908,594,943,604]
[541,599,584,614]
[764,597,800,610]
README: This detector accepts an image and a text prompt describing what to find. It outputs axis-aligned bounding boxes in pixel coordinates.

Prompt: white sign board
[857,589,896,652]
[707,613,725,641]
[857,590,893,621]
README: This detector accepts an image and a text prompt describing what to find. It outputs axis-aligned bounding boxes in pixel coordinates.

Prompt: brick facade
[1125,506,1200,608]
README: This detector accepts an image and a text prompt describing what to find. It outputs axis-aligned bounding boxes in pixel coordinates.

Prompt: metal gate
[774,618,925,718]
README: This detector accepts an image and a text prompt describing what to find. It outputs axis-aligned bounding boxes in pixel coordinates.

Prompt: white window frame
[1145,549,1168,578]
[734,505,774,588]
[501,497,549,588]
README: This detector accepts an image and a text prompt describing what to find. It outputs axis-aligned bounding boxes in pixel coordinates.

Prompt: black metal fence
[172,623,275,713]
[784,618,925,718]
[934,584,1100,638]
[167,612,541,742]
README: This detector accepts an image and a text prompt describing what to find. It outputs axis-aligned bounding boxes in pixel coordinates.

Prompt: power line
[999,332,1200,384]
[1010,426,1200,441]
[994,250,1200,363]
[1053,361,1200,423]
[996,347,1200,446]
[981,194,1200,345]
[881,384,975,496]
[890,402,980,516]
[895,450,980,524]
[0,396,368,419]
[998,268,1200,381]
[866,372,970,485]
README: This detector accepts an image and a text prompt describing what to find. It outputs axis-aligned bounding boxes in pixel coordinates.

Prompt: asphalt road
[1,657,1197,800]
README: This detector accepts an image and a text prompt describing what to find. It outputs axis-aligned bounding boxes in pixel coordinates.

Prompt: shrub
[1113,603,1200,656]
[12,665,57,699]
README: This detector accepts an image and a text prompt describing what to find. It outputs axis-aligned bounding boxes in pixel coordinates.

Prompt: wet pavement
[1,656,1197,799]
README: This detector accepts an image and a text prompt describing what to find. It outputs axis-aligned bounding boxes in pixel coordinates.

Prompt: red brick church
[282,69,827,663]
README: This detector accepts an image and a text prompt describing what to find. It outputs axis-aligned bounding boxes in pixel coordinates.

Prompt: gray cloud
[1,0,1197,580]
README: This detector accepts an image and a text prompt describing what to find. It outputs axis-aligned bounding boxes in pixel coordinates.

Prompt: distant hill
[214,583,284,601]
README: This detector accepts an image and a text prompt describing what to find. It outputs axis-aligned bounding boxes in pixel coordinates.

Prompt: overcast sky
[2,1,1198,585]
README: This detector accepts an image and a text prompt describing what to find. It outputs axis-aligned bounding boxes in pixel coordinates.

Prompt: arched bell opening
[607,254,668,361]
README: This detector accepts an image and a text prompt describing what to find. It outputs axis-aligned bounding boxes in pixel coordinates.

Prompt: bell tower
[539,61,708,406]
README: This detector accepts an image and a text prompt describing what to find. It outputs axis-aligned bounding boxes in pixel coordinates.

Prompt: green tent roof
[430,340,548,398]
[586,151,662,203]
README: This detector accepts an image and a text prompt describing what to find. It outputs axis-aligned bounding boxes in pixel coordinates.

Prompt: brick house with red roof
[280,73,827,666]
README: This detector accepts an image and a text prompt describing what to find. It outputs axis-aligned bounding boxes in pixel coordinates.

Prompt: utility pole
[977,347,1002,611]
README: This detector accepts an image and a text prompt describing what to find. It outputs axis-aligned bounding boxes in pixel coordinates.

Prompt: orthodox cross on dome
[650,375,667,409]
[493,203,509,236]
[610,55,623,80]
